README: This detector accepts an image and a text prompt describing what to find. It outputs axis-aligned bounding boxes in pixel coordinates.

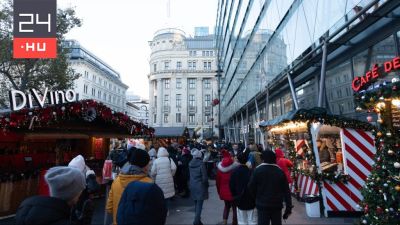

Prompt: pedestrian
[189,148,209,225]
[177,146,192,197]
[248,150,293,225]
[274,148,294,184]
[117,181,167,225]
[151,146,177,213]
[247,144,262,170]
[68,155,100,224]
[15,166,86,225]
[229,149,257,225]
[107,147,152,225]
[216,150,240,225]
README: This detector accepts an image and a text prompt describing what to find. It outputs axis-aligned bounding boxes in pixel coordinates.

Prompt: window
[189,78,196,89]
[207,61,211,70]
[164,114,168,123]
[206,51,210,56]
[91,88,95,96]
[153,114,157,123]
[164,95,169,106]
[108,94,111,102]
[103,93,106,100]
[153,63,157,72]
[154,80,157,91]
[189,95,195,107]
[176,94,181,107]
[83,84,88,94]
[205,94,211,107]
[176,113,181,123]
[202,51,206,56]
[97,90,101,98]
[164,79,170,89]
[164,61,169,70]
[176,78,182,89]
[189,114,195,123]
[188,61,196,70]
[203,79,211,89]
[189,51,197,56]
[84,71,89,79]
[154,96,157,108]
[177,61,182,70]
[203,61,208,70]
[92,74,96,81]
[205,114,211,122]
[210,51,213,56]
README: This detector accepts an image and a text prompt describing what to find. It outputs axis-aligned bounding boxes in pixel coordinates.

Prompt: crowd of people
[14,141,294,225]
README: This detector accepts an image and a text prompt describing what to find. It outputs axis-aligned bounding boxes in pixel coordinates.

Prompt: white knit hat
[68,155,86,173]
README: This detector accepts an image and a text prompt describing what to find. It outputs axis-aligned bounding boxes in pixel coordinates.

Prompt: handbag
[102,160,113,180]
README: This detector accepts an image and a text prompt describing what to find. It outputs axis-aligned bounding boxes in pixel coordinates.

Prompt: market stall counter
[0,99,154,218]
[259,107,376,217]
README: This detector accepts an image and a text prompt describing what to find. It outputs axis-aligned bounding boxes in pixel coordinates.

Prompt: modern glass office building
[215,0,400,144]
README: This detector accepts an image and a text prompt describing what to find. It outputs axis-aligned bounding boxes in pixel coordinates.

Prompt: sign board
[9,88,77,111]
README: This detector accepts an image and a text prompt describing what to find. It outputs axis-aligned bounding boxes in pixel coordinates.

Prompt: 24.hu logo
[13,0,57,58]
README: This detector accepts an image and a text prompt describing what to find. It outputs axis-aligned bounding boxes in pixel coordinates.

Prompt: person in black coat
[16,166,86,225]
[229,149,256,225]
[117,181,167,225]
[248,150,293,225]
[177,146,193,197]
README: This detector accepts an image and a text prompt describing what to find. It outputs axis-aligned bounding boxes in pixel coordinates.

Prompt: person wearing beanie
[229,149,257,225]
[216,149,240,225]
[16,166,86,225]
[189,148,209,225]
[248,151,293,225]
[117,181,167,225]
[68,155,99,225]
[177,146,193,198]
[107,147,152,225]
[275,148,294,184]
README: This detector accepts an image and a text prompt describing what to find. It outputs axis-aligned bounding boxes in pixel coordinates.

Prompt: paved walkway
[166,180,357,225]
[0,180,359,225]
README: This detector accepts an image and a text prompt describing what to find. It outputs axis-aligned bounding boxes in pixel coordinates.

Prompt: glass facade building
[215,0,400,143]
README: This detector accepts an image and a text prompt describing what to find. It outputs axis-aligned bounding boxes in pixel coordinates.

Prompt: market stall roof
[0,99,154,138]
[153,127,189,138]
[259,107,374,130]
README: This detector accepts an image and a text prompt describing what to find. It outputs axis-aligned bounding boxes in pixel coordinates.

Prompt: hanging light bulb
[376,102,386,111]
[356,106,363,112]
[392,99,400,109]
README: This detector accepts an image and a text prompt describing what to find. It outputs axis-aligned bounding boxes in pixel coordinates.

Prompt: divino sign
[352,56,400,92]
[9,88,77,111]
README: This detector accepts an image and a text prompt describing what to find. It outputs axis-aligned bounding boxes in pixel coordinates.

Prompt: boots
[222,219,227,225]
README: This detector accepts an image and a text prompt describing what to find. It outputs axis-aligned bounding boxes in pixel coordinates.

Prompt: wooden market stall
[151,127,190,147]
[259,107,376,217]
[0,99,154,218]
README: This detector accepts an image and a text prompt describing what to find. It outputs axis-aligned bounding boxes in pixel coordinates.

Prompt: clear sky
[58,0,218,99]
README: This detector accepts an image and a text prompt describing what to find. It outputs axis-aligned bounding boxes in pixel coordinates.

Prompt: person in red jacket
[216,150,239,225]
[275,148,293,184]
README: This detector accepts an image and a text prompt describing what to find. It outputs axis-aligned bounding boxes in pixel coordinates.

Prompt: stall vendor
[316,139,331,163]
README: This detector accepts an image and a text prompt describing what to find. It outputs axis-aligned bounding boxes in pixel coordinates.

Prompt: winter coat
[229,165,255,210]
[216,161,239,201]
[248,163,292,210]
[117,181,167,225]
[275,149,294,184]
[15,196,71,225]
[189,158,209,200]
[178,153,192,180]
[151,148,177,198]
[106,166,153,225]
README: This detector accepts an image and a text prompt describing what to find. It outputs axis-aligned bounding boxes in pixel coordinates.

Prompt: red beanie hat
[221,149,230,158]
[221,157,233,167]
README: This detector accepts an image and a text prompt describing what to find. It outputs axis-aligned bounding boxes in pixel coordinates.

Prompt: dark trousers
[223,200,237,225]
[194,200,204,225]
[257,209,282,225]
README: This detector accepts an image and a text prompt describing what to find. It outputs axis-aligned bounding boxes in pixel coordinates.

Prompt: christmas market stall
[152,127,190,147]
[259,107,376,217]
[0,99,154,218]
[353,56,400,225]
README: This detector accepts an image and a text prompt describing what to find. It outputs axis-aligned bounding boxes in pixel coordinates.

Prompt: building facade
[126,102,140,121]
[126,93,150,125]
[64,40,129,113]
[148,28,218,138]
[216,0,400,144]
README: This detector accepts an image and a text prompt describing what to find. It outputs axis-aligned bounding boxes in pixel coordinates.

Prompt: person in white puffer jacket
[151,147,177,211]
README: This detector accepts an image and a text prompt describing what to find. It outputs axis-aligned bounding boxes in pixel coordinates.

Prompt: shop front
[260,107,376,217]
[0,99,153,218]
